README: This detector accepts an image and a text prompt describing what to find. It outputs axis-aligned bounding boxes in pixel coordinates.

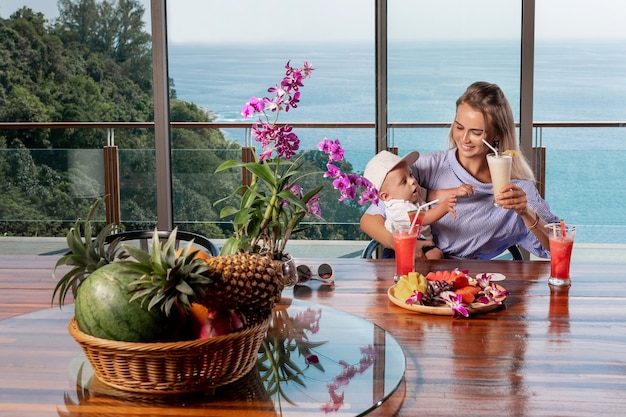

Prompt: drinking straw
[482,139,498,157]
[409,199,440,231]
[560,219,566,238]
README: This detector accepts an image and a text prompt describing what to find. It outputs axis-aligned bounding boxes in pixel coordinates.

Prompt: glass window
[1,0,160,233]
[166,1,376,239]
[535,0,626,243]
[387,0,522,154]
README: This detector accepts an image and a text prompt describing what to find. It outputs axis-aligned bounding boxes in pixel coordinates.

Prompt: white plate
[475,272,506,282]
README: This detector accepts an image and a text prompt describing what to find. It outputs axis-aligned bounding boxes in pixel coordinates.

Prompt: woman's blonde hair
[447,81,535,181]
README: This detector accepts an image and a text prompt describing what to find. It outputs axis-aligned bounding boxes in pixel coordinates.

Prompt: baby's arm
[423,185,475,224]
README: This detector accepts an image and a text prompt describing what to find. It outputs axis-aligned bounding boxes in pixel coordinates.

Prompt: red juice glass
[546,223,576,287]
[392,224,419,278]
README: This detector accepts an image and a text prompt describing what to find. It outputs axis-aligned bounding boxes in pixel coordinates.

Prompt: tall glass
[408,209,425,237]
[392,223,418,278]
[486,153,512,206]
[546,223,576,287]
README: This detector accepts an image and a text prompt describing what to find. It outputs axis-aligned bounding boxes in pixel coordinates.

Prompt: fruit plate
[387,284,507,316]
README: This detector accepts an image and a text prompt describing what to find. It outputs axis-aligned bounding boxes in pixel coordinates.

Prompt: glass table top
[8,297,406,416]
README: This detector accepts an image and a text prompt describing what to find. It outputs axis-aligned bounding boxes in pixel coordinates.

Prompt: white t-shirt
[382,197,433,240]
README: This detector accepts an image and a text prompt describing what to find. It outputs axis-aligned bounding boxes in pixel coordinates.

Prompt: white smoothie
[486,153,512,205]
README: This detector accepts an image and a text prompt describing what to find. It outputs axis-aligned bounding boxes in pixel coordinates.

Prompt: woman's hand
[496,184,550,250]
[495,184,528,215]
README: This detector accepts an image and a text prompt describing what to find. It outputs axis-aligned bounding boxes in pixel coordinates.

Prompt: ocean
[168,40,626,244]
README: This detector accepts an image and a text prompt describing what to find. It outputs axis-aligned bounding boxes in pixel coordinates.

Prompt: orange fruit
[187,303,209,339]
[176,247,211,260]
[449,274,469,290]
[455,286,480,304]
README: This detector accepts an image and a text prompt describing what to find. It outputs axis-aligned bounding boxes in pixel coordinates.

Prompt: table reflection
[56,298,405,416]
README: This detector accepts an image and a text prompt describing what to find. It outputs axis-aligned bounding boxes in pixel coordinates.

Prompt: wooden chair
[361,239,523,260]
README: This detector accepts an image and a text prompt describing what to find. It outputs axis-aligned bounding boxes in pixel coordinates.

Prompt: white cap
[363,150,420,191]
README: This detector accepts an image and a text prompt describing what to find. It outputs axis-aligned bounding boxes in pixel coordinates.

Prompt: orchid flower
[439,291,470,318]
[478,284,509,305]
[406,290,424,304]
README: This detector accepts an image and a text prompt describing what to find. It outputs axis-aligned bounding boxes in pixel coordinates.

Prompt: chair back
[105,230,219,256]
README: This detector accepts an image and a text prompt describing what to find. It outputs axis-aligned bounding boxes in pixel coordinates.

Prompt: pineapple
[52,197,127,307]
[202,253,285,315]
[121,228,213,316]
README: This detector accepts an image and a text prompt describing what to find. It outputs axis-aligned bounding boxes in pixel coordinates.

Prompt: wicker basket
[68,314,270,394]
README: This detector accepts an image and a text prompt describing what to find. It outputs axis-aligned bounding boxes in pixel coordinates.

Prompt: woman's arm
[519,208,550,250]
[360,213,395,249]
[497,185,551,250]
[361,212,430,259]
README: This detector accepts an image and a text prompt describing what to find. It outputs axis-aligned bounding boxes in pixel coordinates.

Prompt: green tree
[57,0,151,89]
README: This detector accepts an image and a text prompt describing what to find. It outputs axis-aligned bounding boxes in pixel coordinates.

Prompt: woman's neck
[455,149,491,183]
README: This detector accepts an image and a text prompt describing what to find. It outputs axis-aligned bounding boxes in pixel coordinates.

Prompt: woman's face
[452,102,490,159]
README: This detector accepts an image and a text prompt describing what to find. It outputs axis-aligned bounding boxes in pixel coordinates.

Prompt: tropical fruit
[74,262,176,342]
[203,253,285,315]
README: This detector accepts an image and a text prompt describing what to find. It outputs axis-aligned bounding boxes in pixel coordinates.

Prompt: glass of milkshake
[486,153,512,206]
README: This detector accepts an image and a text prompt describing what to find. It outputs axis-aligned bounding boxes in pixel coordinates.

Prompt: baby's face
[381,162,419,203]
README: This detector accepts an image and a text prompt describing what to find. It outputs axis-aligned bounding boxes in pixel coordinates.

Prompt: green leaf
[219,205,240,218]
[122,244,151,265]
[215,159,245,172]
[213,185,247,206]
[244,161,277,187]
[219,237,241,256]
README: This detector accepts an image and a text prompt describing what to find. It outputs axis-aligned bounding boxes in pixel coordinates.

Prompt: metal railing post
[151,0,174,230]
[520,0,535,163]
[375,0,388,153]
[103,128,121,225]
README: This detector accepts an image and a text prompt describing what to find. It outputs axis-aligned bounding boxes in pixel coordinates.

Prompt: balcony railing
[1,121,625,243]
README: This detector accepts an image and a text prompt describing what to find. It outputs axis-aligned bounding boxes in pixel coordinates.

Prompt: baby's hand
[444,195,458,218]
[455,184,476,197]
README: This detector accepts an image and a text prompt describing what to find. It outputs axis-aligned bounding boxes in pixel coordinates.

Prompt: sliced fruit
[394,277,414,302]
[449,274,470,290]
[394,272,427,303]
[407,271,428,294]
[455,286,481,304]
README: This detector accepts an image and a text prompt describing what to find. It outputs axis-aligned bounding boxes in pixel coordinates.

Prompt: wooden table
[2,255,626,416]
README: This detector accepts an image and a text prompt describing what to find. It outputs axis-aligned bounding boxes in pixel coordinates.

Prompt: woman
[361,81,559,259]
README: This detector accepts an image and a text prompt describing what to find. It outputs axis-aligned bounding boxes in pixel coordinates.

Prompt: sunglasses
[296,263,335,286]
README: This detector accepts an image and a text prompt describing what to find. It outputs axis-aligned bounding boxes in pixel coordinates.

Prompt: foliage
[52,196,127,307]
[258,308,327,405]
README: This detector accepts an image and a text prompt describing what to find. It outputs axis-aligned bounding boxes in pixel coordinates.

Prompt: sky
[2,0,626,43]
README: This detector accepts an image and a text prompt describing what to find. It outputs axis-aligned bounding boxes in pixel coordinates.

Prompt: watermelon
[74,262,176,342]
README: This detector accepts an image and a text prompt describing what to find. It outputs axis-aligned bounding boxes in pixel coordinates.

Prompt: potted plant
[215,60,377,275]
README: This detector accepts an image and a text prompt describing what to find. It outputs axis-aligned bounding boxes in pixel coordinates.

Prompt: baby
[363,150,474,259]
